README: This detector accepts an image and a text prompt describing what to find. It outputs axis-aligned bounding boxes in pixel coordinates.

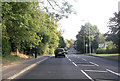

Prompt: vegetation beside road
[2,53,34,68]
[2,2,74,59]
[74,12,119,54]
[90,54,120,61]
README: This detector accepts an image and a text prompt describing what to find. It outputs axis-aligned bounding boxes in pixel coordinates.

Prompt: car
[64,51,68,54]
[54,48,65,58]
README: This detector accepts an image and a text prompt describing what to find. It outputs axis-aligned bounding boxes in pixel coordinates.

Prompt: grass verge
[2,53,53,68]
[89,54,120,61]
[2,53,34,68]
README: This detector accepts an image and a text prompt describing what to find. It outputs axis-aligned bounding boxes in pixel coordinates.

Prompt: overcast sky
[58,0,119,40]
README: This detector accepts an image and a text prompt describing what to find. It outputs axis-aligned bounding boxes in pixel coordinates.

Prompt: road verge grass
[2,53,53,68]
[2,53,34,68]
[89,54,120,61]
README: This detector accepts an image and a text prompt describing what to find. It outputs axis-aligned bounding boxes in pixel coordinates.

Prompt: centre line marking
[68,59,72,61]
[89,62,99,66]
[72,62,77,67]
[8,58,48,79]
[106,69,120,76]
[81,70,94,81]
[66,55,68,58]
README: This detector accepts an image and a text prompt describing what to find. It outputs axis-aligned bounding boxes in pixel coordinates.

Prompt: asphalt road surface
[2,54,120,81]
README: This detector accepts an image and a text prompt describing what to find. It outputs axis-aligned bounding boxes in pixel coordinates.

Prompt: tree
[92,33,105,53]
[2,1,75,56]
[40,0,76,21]
[75,23,101,54]
[58,35,66,48]
[2,2,40,54]
[105,12,120,53]
[2,2,59,56]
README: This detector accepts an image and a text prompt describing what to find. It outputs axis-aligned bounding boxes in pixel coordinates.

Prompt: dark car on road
[54,48,65,58]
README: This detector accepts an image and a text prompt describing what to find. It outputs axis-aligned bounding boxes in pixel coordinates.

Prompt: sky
[58,0,119,40]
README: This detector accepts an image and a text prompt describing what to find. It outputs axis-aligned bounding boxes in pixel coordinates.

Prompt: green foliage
[105,41,118,54]
[105,12,119,53]
[58,35,66,48]
[96,41,118,54]
[64,39,74,50]
[2,34,11,57]
[2,1,74,56]
[96,48,106,54]
[75,23,100,54]
[41,0,76,21]
[2,2,59,56]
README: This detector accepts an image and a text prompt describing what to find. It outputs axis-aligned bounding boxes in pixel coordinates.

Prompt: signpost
[86,44,88,54]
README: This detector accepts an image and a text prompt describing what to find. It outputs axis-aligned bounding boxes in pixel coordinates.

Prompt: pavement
[2,53,120,81]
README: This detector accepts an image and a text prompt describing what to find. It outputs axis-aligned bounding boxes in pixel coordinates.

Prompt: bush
[76,51,82,54]
[49,48,55,54]
[2,35,11,57]
[105,41,118,54]
[106,48,118,54]
[96,48,106,54]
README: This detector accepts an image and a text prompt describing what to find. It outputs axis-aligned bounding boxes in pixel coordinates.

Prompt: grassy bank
[2,53,54,68]
[2,53,34,68]
[90,54,120,61]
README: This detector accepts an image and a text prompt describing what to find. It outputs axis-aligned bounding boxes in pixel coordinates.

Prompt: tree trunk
[16,47,19,55]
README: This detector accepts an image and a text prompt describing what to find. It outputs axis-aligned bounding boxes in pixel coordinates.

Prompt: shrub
[96,47,106,54]
[2,35,11,57]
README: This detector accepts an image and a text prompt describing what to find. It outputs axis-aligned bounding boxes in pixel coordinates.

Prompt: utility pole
[88,26,91,54]
[83,36,85,54]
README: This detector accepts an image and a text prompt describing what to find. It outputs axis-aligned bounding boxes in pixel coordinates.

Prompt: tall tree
[40,0,76,21]
[75,23,100,54]
[105,12,119,53]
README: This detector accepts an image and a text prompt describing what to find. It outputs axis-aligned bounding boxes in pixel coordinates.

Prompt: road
[2,54,120,81]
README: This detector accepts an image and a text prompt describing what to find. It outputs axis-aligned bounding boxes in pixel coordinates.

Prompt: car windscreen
[56,49,64,52]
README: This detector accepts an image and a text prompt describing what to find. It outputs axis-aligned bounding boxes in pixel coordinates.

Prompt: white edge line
[89,62,99,66]
[106,69,120,76]
[8,58,48,79]
[81,70,94,81]
[72,62,77,67]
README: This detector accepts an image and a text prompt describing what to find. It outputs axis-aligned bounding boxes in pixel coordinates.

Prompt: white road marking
[72,62,77,67]
[82,58,87,61]
[84,70,107,73]
[106,69,120,76]
[68,59,72,61]
[8,58,48,79]
[66,55,69,58]
[81,70,94,81]
[89,62,99,66]
[80,65,95,66]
